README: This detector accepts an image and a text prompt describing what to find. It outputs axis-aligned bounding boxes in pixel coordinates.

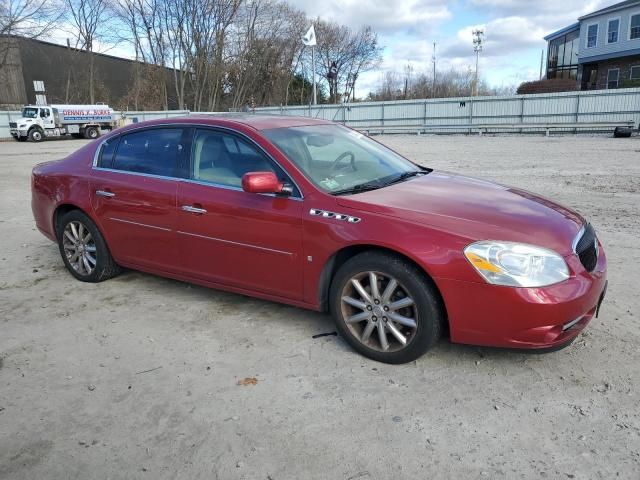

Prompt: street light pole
[432,41,436,97]
[472,29,484,96]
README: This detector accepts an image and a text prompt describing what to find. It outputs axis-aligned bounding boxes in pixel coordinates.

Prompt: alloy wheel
[62,221,97,276]
[340,271,419,352]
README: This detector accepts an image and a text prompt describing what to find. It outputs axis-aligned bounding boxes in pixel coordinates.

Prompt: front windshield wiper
[331,181,384,196]
[382,170,428,187]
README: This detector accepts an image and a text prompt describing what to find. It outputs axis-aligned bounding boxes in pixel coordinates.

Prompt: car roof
[133,113,333,132]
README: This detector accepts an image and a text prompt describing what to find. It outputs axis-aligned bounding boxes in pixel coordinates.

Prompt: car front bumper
[436,244,608,349]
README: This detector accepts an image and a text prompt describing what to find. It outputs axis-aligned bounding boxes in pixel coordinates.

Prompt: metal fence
[254,88,640,133]
[0,110,190,139]
[2,88,639,138]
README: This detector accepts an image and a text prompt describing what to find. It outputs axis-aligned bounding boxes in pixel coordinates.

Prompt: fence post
[468,99,474,135]
[520,96,525,134]
[575,94,581,134]
[423,101,427,127]
[381,103,385,127]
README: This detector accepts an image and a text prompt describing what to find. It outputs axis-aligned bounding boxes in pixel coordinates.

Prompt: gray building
[545,0,640,90]
[0,35,180,110]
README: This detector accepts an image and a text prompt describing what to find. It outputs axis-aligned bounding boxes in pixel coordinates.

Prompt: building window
[587,23,598,48]
[607,69,620,89]
[608,18,620,43]
[631,14,640,40]
[631,66,640,80]
[547,29,579,80]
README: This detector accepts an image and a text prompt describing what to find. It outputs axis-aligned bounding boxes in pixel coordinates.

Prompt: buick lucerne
[31,115,607,363]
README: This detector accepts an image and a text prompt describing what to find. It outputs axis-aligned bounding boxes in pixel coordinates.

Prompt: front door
[90,127,190,272]
[40,108,55,130]
[176,128,304,300]
[581,65,598,90]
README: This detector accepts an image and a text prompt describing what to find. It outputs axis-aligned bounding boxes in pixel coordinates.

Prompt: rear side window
[111,128,187,178]
[98,137,119,168]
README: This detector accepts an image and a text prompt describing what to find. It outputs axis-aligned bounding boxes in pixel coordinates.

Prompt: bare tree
[313,21,382,103]
[0,0,62,69]
[65,0,109,103]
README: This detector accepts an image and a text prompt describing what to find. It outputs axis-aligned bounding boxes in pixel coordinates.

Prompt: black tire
[84,126,99,139]
[329,251,444,364]
[57,210,121,283]
[28,128,44,142]
[613,127,633,138]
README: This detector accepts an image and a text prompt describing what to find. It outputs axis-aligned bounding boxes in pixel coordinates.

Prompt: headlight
[464,241,569,287]
[19,124,26,128]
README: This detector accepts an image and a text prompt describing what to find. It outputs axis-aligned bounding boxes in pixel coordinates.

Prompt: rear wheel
[57,210,120,282]
[84,126,99,139]
[330,251,443,364]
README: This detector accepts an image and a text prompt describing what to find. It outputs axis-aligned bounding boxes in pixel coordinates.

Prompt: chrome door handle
[96,190,115,198]
[181,205,207,215]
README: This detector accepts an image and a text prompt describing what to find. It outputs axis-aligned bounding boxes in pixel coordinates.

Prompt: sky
[293,0,614,96]
[47,0,616,99]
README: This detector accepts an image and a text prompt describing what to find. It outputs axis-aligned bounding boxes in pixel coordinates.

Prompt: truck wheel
[84,127,99,139]
[29,129,44,142]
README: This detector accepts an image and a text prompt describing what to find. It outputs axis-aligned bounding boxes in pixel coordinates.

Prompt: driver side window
[191,129,300,196]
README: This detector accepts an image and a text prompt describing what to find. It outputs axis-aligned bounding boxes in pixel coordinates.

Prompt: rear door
[90,127,190,272]
[176,128,304,300]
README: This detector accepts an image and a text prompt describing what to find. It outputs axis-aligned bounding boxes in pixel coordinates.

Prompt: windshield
[263,124,423,194]
[22,108,38,119]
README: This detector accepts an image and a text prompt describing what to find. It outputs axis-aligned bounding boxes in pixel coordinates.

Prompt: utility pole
[472,29,484,96]
[432,41,437,98]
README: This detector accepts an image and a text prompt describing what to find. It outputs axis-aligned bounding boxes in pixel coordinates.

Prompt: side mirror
[242,171,291,195]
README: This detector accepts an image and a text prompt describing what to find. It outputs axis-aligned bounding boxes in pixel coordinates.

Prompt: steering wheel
[330,151,356,175]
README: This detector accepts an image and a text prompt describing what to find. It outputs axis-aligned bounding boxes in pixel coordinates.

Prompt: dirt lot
[1,134,639,480]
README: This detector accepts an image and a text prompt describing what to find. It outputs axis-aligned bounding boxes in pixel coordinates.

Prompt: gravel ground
[1,134,639,480]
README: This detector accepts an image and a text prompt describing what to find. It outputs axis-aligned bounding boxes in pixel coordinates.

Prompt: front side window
[264,124,423,195]
[631,66,640,80]
[608,19,619,43]
[111,128,187,177]
[607,68,620,89]
[631,14,640,40]
[191,129,298,195]
[587,24,598,48]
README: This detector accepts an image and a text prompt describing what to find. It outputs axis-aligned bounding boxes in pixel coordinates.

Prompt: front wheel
[28,129,44,142]
[57,210,121,282]
[330,251,444,364]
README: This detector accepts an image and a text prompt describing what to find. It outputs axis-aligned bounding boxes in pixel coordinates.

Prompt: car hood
[336,172,585,256]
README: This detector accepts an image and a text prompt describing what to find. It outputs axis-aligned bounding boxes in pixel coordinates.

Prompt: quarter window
[607,19,619,43]
[111,128,187,177]
[587,24,598,48]
[631,14,640,39]
[191,129,298,195]
[607,68,620,89]
[98,137,120,168]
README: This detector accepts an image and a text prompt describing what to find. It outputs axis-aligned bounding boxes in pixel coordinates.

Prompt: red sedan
[31,115,607,363]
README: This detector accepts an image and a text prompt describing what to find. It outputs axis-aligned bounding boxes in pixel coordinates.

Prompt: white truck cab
[9,104,117,142]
